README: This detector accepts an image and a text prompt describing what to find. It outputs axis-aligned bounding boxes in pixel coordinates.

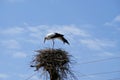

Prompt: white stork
[44,33,69,48]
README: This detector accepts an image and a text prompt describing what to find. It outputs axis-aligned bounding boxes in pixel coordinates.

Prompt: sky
[0,0,120,80]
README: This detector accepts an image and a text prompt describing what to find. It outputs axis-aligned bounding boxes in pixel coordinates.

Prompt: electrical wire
[79,70,120,77]
[25,72,38,80]
[25,70,47,80]
[78,56,120,65]
[107,78,120,80]
[26,57,120,80]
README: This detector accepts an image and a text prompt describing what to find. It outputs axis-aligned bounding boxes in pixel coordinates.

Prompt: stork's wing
[55,33,64,36]
[50,33,63,38]
[58,36,70,45]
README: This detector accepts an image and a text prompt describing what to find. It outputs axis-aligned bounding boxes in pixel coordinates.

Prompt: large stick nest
[31,48,76,80]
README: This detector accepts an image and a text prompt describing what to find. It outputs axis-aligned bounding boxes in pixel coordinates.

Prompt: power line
[78,56,120,65]
[25,72,38,80]
[107,78,120,80]
[25,70,46,80]
[77,72,94,80]
[79,70,120,77]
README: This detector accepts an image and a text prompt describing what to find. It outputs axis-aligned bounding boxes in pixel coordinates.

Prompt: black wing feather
[61,37,70,45]
[55,33,64,36]
[51,33,63,38]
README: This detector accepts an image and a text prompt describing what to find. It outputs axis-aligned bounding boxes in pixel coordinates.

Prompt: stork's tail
[61,37,70,45]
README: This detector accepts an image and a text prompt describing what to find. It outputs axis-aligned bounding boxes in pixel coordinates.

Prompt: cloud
[26,25,90,39]
[80,38,116,50]
[12,52,27,58]
[15,25,90,45]
[104,15,120,30]
[26,25,92,46]
[0,27,25,35]
[0,24,117,50]
[27,26,44,39]
[114,15,120,22]
[1,39,21,49]
[0,25,92,57]
[25,39,41,44]
[98,52,114,57]
[46,25,90,37]
[6,0,25,3]
[0,25,90,39]
[0,73,9,79]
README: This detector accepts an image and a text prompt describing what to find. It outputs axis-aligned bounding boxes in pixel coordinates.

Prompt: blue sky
[0,0,120,80]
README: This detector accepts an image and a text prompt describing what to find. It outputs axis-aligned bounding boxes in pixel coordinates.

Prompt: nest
[31,48,76,80]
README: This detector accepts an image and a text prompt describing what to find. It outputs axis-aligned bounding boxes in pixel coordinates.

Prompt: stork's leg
[52,39,55,49]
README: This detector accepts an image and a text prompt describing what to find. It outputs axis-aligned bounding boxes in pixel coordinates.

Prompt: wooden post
[48,69,59,80]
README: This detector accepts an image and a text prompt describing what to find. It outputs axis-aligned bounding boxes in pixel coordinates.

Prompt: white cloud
[12,52,27,58]
[98,52,114,57]
[0,25,90,39]
[26,25,49,39]
[19,25,91,44]
[114,15,120,22]
[1,25,117,50]
[6,0,25,3]
[0,27,25,35]
[118,28,120,30]
[1,39,21,49]
[46,25,90,37]
[28,25,90,37]
[104,15,120,30]
[0,73,9,79]
[27,25,48,33]
[80,39,115,50]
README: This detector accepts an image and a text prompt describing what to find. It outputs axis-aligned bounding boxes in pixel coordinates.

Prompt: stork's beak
[44,37,46,43]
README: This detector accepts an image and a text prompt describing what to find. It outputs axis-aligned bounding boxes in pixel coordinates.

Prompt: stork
[44,33,69,48]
